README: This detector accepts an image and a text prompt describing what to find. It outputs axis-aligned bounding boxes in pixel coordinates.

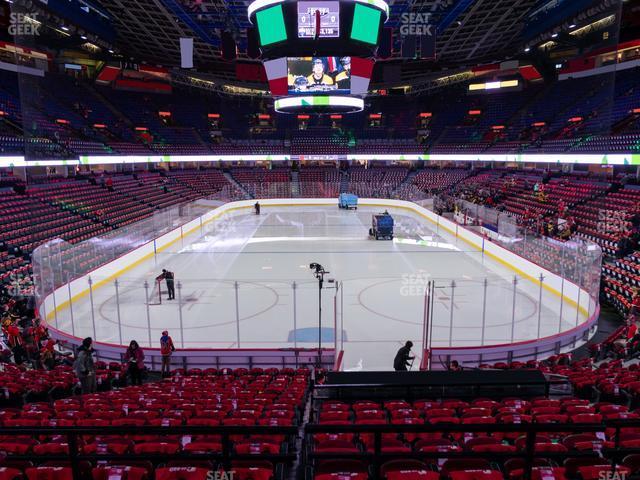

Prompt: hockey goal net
[147,277,163,305]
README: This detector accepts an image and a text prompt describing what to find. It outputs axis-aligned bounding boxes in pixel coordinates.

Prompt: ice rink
[50,204,588,371]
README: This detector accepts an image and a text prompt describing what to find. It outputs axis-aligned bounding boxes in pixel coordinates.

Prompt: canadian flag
[263,58,288,96]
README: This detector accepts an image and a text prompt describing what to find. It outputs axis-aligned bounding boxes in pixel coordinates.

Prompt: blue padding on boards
[288,328,347,342]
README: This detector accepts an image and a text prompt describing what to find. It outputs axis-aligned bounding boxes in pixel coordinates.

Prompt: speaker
[246,28,260,59]
[221,31,237,61]
[377,27,393,59]
[179,37,194,68]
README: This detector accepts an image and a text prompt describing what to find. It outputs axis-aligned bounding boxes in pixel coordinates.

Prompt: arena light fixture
[4,151,637,167]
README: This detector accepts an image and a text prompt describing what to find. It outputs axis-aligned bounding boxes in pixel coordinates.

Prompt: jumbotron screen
[287,56,351,95]
[297,1,340,38]
[255,4,288,46]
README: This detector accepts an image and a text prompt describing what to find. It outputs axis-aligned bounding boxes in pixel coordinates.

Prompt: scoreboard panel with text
[297,1,340,38]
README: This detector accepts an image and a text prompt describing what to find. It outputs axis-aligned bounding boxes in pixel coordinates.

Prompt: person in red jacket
[124,340,145,386]
[6,323,25,365]
[160,331,175,378]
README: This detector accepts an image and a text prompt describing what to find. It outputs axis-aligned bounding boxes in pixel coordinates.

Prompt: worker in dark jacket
[393,341,415,371]
[160,269,175,300]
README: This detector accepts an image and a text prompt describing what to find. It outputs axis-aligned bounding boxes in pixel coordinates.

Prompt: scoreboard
[297,1,340,38]
[249,0,389,58]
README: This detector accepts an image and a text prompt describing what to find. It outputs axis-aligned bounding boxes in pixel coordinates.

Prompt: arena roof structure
[95,0,543,67]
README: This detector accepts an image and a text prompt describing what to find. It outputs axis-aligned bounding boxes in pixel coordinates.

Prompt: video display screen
[287,56,351,94]
[297,1,340,38]
[255,4,288,46]
[350,3,382,45]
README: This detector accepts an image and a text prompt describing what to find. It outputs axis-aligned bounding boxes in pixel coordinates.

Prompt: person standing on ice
[255,202,261,215]
[393,341,415,371]
[159,269,175,300]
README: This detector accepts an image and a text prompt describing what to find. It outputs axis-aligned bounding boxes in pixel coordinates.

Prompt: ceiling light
[569,24,576,28]
[61,26,69,31]
[524,47,530,52]
[551,33,558,38]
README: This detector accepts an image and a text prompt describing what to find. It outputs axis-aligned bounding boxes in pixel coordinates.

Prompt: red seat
[92,466,148,480]
[183,442,222,453]
[0,468,22,480]
[155,468,211,480]
[235,442,280,455]
[132,442,180,455]
[315,440,359,454]
[26,468,72,480]
[448,471,503,480]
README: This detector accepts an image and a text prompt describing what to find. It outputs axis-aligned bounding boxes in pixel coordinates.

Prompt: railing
[54,342,337,372]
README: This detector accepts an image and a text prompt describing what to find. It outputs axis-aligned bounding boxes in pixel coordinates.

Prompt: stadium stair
[339,172,349,194]
[223,171,252,199]
[392,170,420,197]
[291,171,301,197]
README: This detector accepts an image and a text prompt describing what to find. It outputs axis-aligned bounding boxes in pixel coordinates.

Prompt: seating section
[2,66,640,155]
[347,167,408,198]
[306,366,640,480]
[410,168,471,195]
[230,168,292,199]
[299,167,342,198]
[0,367,309,480]
[8,356,640,480]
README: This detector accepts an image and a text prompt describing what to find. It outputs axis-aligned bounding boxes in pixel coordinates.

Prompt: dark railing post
[373,431,382,480]
[222,431,232,472]
[68,432,81,480]
[524,429,536,480]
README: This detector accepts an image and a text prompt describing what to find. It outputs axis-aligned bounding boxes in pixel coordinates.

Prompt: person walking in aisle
[160,330,175,378]
[393,341,415,371]
[74,337,96,394]
[124,340,145,385]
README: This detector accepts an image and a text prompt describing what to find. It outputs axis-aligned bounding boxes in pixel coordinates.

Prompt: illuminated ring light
[274,96,364,114]
[247,0,284,20]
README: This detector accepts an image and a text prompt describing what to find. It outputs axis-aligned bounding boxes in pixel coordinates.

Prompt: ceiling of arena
[94,0,543,70]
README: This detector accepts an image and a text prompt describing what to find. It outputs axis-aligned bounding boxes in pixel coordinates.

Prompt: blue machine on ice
[338,193,358,210]
[369,211,394,240]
